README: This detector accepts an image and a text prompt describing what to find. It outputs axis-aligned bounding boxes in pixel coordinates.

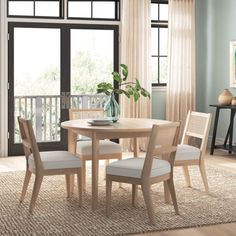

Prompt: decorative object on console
[231,97,236,106]
[218,89,233,105]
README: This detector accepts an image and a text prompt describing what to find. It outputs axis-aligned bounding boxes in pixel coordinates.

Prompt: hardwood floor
[135,223,236,236]
[0,149,235,236]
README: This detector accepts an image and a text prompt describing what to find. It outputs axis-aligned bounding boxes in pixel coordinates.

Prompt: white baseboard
[207,135,236,149]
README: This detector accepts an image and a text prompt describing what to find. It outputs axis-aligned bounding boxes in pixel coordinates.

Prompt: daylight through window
[67,0,120,20]
[8,0,63,18]
[151,0,168,86]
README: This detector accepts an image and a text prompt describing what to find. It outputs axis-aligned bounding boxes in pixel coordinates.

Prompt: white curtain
[166,0,196,124]
[120,0,152,151]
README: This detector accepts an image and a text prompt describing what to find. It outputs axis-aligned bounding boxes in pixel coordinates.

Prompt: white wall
[0,0,8,157]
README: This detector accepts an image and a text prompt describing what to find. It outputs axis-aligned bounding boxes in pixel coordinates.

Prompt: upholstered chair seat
[107,158,171,178]
[77,140,122,156]
[175,144,201,161]
[29,151,82,172]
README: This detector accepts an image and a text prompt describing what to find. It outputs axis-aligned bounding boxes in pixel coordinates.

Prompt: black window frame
[7,0,64,19]
[151,0,168,87]
[7,22,119,156]
[67,0,120,21]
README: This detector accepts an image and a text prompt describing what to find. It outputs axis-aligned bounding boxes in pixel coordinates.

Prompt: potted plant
[97,64,151,122]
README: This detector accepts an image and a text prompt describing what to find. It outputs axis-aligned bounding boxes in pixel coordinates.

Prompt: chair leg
[104,159,109,181]
[164,181,171,203]
[20,170,32,202]
[132,184,138,207]
[82,160,86,192]
[65,174,72,198]
[141,183,155,225]
[166,178,179,214]
[29,175,43,213]
[199,162,209,192]
[77,170,83,207]
[71,174,75,193]
[182,166,191,187]
[118,156,122,188]
[106,176,112,217]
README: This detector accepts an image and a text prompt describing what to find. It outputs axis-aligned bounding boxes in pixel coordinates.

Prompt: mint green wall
[151,89,166,120]
[196,0,236,139]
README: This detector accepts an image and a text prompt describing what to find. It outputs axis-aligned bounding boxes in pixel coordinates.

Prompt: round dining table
[61,118,170,210]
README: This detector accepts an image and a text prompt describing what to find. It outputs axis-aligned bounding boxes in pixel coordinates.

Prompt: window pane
[151,3,158,21]
[8,1,34,16]
[71,29,114,94]
[68,1,91,18]
[159,4,168,21]
[159,57,168,83]
[93,2,115,19]
[160,28,168,55]
[151,57,159,83]
[14,28,61,142]
[151,2,168,86]
[14,28,60,96]
[35,1,59,17]
[151,28,158,55]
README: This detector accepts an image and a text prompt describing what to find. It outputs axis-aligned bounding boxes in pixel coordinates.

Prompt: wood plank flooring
[135,222,236,236]
[0,149,235,236]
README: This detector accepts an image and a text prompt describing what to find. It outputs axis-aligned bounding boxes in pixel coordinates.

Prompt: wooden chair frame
[18,117,82,213]
[174,111,212,192]
[106,122,180,225]
[69,108,122,190]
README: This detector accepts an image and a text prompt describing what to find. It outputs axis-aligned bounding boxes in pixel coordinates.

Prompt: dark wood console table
[210,104,236,155]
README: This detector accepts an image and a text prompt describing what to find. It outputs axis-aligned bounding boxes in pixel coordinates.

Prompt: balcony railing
[14,94,107,143]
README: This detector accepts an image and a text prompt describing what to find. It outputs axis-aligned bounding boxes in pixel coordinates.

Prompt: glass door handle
[61,92,70,109]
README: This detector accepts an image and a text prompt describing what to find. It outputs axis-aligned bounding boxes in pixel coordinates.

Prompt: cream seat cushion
[106,157,170,178]
[29,151,81,172]
[175,144,201,161]
[76,140,122,155]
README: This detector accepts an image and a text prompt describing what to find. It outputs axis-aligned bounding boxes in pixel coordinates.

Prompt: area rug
[0,164,235,236]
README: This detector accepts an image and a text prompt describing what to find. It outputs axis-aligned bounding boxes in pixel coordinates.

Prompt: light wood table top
[61,118,170,209]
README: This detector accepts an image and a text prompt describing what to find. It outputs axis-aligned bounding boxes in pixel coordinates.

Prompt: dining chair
[174,111,212,192]
[69,108,122,191]
[105,122,180,225]
[18,117,82,213]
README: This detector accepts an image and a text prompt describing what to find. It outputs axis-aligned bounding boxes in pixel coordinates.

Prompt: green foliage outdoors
[97,64,151,102]
[71,50,113,94]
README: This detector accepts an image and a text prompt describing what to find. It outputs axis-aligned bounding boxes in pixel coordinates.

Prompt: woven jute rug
[0,164,235,236]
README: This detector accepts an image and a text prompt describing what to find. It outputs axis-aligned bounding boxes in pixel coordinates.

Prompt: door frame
[8,22,119,156]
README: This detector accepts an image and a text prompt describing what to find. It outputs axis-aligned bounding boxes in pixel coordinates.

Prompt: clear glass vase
[104,93,120,122]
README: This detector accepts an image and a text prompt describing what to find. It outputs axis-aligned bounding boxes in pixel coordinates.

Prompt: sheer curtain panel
[120,0,152,151]
[166,0,196,124]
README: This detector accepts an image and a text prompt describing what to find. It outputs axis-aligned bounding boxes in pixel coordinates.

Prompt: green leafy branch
[97,64,151,102]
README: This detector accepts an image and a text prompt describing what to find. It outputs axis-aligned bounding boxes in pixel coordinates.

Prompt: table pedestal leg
[132,137,139,207]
